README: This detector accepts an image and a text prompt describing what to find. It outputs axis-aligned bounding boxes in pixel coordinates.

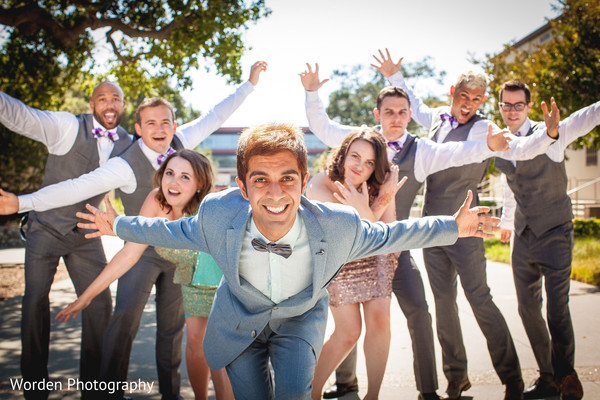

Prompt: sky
[180,0,560,127]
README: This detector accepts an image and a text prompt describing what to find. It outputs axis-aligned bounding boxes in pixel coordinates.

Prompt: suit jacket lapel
[226,203,252,288]
[299,200,330,298]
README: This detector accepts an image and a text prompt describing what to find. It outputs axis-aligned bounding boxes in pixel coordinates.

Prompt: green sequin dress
[155,246,219,318]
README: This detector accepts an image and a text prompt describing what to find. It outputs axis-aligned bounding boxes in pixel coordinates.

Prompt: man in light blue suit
[80,123,500,399]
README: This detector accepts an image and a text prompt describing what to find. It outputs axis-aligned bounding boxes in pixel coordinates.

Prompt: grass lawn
[484,236,600,287]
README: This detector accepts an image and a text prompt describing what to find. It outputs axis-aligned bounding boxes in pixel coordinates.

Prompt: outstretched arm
[55,241,147,322]
[543,98,600,161]
[6,157,133,214]
[0,90,79,155]
[56,191,163,322]
[176,61,268,149]
[300,62,357,147]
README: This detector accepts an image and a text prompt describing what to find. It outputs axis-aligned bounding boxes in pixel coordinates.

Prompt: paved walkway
[1,237,599,399]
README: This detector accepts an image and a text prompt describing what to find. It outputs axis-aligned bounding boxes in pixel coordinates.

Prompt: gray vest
[423,113,489,216]
[31,114,131,235]
[118,135,184,216]
[495,122,572,236]
[391,134,423,220]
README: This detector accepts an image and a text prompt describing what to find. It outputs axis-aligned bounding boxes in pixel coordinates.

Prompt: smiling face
[235,151,309,242]
[161,156,198,211]
[499,89,532,134]
[342,139,376,188]
[450,85,487,124]
[373,96,412,141]
[89,82,125,129]
[135,105,176,154]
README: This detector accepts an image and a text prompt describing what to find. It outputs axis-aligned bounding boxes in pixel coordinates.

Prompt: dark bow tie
[387,140,403,152]
[157,147,176,165]
[440,113,459,130]
[251,238,293,259]
[91,127,118,142]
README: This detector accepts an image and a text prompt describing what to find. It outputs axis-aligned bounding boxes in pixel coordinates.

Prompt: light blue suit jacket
[115,188,458,369]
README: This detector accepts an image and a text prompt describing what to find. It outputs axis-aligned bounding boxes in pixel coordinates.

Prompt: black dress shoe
[504,377,524,400]
[323,383,359,399]
[560,373,583,400]
[523,373,559,399]
[418,392,441,400]
[440,379,471,400]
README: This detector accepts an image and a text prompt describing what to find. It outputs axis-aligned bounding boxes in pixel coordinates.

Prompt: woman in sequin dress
[57,150,233,400]
[307,128,403,400]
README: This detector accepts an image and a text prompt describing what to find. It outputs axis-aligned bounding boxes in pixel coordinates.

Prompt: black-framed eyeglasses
[499,102,527,111]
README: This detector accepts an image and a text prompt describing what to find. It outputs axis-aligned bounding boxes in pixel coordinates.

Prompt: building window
[586,146,598,166]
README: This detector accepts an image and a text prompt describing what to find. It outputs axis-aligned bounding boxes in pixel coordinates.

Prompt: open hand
[299,63,329,91]
[370,48,403,78]
[76,194,119,239]
[377,165,407,204]
[487,125,512,152]
[454,190,501,238]
[248,61,268,86]
[0,189,19,215]
[541,97,560,138]
[333,178,371,216]
[55,296,91,322]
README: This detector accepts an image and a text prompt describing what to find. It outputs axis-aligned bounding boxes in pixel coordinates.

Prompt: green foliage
[573,218,600,237]
[325,58,446,135]
[483,238,512,264]
[482,0,600,148]
[571,236,600,286]
[0,0,268,214]
[485,232,600,286]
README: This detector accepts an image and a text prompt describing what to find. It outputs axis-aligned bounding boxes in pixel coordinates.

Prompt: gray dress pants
[392,250,438,393]
[423,237,521,384]
[512,222,575,381]
[21,218,111,400]
[99,250,184,400]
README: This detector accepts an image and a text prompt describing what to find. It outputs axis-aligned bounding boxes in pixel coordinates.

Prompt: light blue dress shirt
[239,211,312,304]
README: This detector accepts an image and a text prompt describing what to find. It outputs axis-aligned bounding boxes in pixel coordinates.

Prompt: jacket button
[273,306,279,310]
[251,330,256,338]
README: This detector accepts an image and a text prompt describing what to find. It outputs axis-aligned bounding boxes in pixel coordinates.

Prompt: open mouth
[167,188,181,196]
[103,111,117,125]
[265,205,287,214]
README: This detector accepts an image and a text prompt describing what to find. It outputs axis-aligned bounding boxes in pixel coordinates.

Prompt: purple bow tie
[440,113,459,130]
[157,147,176,165]
[516,131,522,137]
[387,140,403,153]
[91,127,118,142]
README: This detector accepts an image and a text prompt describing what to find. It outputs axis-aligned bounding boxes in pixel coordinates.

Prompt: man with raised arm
[0,61,267,399]
[496,80,600,400]
[372,49,561,400]
[0,82,131,399]
[76,122,502,400]
[299,59,556,400]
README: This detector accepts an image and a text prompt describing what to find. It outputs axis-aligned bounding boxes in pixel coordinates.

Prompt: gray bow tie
[251,238,293,259]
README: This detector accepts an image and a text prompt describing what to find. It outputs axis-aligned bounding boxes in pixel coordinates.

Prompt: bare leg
[185,316,211,399]
[311,303,362,400]
[362,297,391,400]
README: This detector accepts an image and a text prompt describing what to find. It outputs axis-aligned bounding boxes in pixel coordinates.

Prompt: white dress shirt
[0,91,123,164]
[239,212,312,304]
[305,89,554,183]
[18,81,255,213]
[500,101,600,229]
